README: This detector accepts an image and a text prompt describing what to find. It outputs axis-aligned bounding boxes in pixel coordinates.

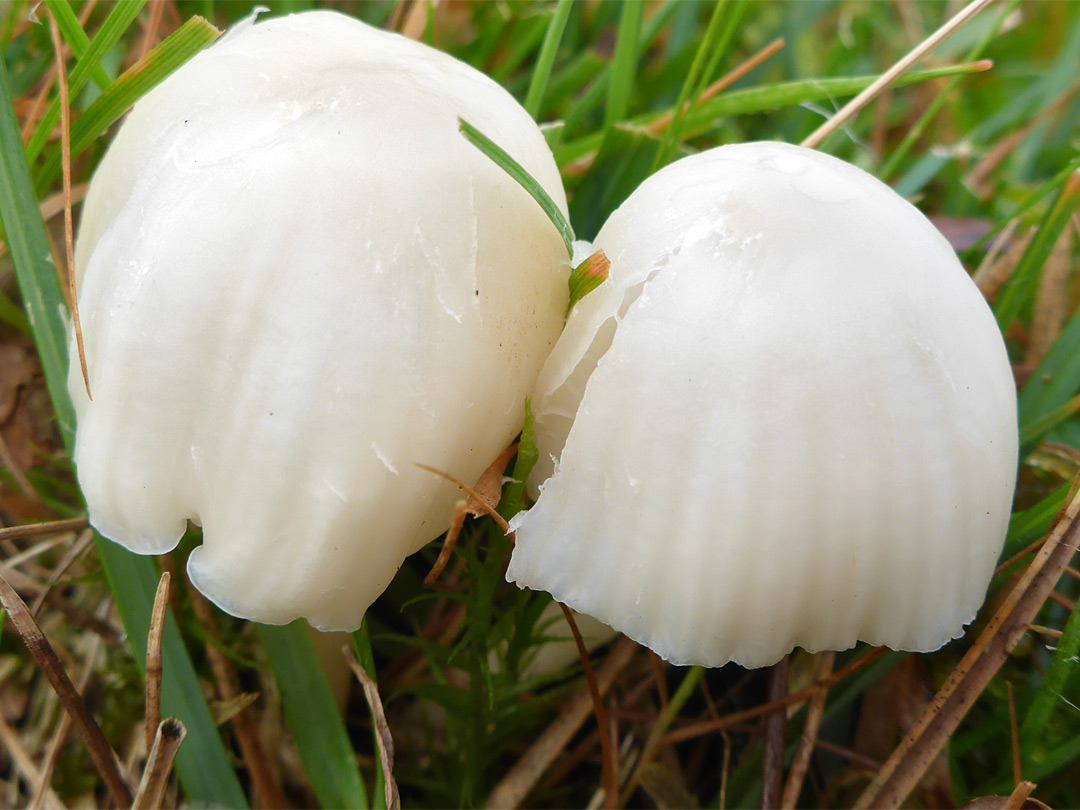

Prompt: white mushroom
[69,10,569,631]
[507,142,1018,669]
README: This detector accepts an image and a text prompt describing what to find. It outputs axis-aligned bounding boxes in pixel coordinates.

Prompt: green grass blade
[0,286,31,335]
[41,0,113,91]
[1018,291,1080,442]
[459,117,573,255]
[25,0,146,165]
[523,0,573,119]
[0,52,247,809]
[604,0,644,133]
[880,0,1019,180]
[1018,599,1080,754]
[554,63,994,166]
[36,16,221,192]
[260,622,369,810]
[993,176,1080,331]
[655,0,743,169]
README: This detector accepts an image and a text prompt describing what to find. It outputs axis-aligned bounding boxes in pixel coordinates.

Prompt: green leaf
[0,47,247,810]
[499,398,539,522]
[260,622,369,810]
[1018,295,1080,449]
[25,0,146,165]
[36,16,221,192]
[459,117,574,256]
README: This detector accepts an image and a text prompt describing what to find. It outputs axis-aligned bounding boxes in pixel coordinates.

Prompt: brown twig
[855,486,1080,808]
[0,573,133,808]
[138,0,167,60]
[30,529,95,617]
[645,37,785,135]
[45,9,90,400]
[344,646,400,810]
[781,651,835,809]
[1007,681,1021,786]
[485,638,637,809]
[1004,780,1037,810]
[29,600,109,810]
[761,655,790,809]
[132,718,186,810]
[0,518,89,543]
[145,573,170,755]
[664,646,888,746]
[801,0,995,149]
[718,727,732,810]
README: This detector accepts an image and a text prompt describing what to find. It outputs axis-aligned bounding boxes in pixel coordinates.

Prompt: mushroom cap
[506,142,1018,668]
[69,10,569,631]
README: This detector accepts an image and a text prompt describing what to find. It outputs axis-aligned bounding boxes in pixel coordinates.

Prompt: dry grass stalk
[974,221,1028,301]
[664,646,887,746]
[138,1,167,61]
[1004,780,1037,810]
[29,600,109,809]
[1025,210,1075,366]
[144,573,170,755]
[132,718,186,810]
[760,655,790,809]
[30,529,95,617]
[401,0,438,41]
[344,646,400,810]
[0,574,133,807]
[44,9,90,400]
[1006,681,1021,786]
[801,0,995,149]
[781,651,836,809]
[855,484,1080,808]
[485,637,637,809]
[0,711,66,809]
[0,518,88,543]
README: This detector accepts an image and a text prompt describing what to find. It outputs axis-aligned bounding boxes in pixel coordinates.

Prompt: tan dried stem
[344,646,400,810]
[145,572,170,755]
[132,718,186,810]
[0,573,133,807]
[139,0,167,60]
[45,10,91,400]
[854,484,1080,809]
[485,638,638,809]
[30,529,95,617]
[0,518,89,543]
[29,600,109,810]
[781,651,836,809]
[801,0,995,150]
[1007,681,1021,786]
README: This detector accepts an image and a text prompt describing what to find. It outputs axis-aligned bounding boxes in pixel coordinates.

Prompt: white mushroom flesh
[69,11,569,631]
[507,142,1018,668]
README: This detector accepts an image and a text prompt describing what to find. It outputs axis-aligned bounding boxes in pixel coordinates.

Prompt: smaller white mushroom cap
[507,142,1019,669]
[69,11,569,631]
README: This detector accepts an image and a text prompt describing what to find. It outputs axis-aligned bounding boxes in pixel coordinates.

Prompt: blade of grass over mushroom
[40,0,113,91]
[993,174,1080,332]
[0,51,248,810]
[553,63,995,166]
[522,0,572,119]
[459,117,573,256]
[24,0,146,165]
[259,622,369,810]
[36,16,221,192]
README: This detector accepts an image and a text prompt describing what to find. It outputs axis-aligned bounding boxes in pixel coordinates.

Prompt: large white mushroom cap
[69,11,569,631]
[507,142,1018,669]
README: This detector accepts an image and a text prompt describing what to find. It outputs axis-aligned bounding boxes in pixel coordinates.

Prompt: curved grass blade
[25,0,146,165]
[0,53,247,809]
[36,16,221,192]
[459,117,574,256]
[41,0,113,91]
[260,622,369,810]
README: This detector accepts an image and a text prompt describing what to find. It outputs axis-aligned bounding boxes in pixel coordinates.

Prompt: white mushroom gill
[69,11,570,631]
[507,142,1019,669]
